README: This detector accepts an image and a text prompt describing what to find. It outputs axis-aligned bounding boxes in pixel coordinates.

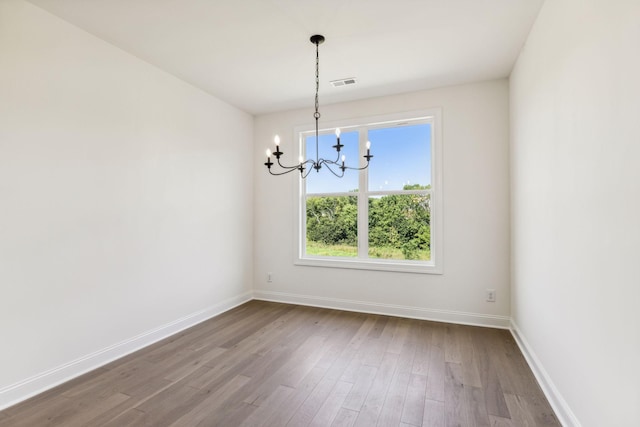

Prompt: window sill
[295,256,443,274]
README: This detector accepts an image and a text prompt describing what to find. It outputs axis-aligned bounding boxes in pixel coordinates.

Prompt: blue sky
[305,123,431,194]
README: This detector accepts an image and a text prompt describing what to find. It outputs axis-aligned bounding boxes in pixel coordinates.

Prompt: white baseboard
[253,290,511,329]
[0,291,252,411]
[510,320,581,427]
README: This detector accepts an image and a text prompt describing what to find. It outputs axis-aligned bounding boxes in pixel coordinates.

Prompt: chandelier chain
[315,41,320,117]
[314,40,321,166]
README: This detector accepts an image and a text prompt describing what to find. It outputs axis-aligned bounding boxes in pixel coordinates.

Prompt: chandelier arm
[340,159,372,171]
[331,150,341,164]
[321,161,346,178]
[317,157,366,172]
[301,166,314,179]
[266,156,311,175]
[276,156,305,170]
[267,166,303,176]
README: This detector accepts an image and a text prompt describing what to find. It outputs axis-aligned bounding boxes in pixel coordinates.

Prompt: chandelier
[264,35,373,178]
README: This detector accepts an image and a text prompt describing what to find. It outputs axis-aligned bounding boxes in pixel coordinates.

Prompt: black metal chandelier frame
[264,35,373,178]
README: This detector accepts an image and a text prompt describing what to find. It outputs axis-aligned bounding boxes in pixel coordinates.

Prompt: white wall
[510,0,640,425]
[254,80,511,326]
[0,0,253,407]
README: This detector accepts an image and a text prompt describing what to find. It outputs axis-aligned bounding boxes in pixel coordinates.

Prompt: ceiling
[27,0,544,115]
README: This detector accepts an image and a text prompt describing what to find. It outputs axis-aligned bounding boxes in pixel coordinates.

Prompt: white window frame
[293,109,443,274]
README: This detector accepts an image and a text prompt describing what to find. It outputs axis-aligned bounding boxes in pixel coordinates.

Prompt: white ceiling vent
[330,77,357,87]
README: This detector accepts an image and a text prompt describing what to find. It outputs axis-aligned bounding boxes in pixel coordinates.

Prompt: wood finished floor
[0,301,560,426]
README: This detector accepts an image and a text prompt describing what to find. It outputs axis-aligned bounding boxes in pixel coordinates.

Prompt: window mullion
[358,129,368,259]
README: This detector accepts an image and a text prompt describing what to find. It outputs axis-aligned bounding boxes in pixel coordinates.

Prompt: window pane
[306,195,357,257]
[368,123,431,191]
[305,131,359,194]
[368,193,431,260]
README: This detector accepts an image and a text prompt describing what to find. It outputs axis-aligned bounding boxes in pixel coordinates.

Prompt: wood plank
[258,366,326,426]
[242,304,323,357]
[489,415,515,427]
[163,346,228,382]
[286,375,339,426]
[460,327,482,388]
[504,393,560,427]
[464,386,490,427]
[342,364,378,411]
[6,392,129,427]
[361,337,388,368]
[377,370,411,426]
[388,318,412,354]
[184,352,260,391]
[444,362,467,427]
[400,373,427,426]
[132,383,206,425]
[279,335,330,388]
[411,321,433,376]
[331,408,359,427]
[493,330,535,396]
[239,384,295,427]
[425,343,445,402]
[346,315,378,352]
[101,408,148,427]
[201,400,257,427]
[353,352,399,427]
[169,374,253,426]
[142,302,281,364]
[504,393,537,426]
[423,399,445,427]
[218,304,296,349]
[340,316,379,383]
[430,322,446,348]
[523,393,561,426]
[74,393,136,427]
[377,338,416,426]
[368,316,390,339]
[242,334,329,406]
[260,316,360,425]
[444,324,463,363]
[471,328,510,418]
[309,380,353,426]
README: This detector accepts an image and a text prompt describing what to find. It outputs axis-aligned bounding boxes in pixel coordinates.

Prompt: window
[295,109,442,274]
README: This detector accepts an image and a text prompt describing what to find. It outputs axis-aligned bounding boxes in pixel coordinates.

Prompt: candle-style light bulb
[299,155,304,163]
[341,155,346,163]
[274,135,280,147]
[264,147,274,170]
[333,127,344,153]
[364,140,372,162]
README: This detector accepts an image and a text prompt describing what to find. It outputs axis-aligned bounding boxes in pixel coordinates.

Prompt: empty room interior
[0,0,638,426]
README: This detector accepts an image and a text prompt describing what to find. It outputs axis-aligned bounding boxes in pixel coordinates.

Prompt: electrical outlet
[267,272,273,283]
[486,289,496,302]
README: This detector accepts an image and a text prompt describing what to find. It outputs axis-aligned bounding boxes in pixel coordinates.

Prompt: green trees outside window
[306,195,358,257]
[306,184,431,260]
